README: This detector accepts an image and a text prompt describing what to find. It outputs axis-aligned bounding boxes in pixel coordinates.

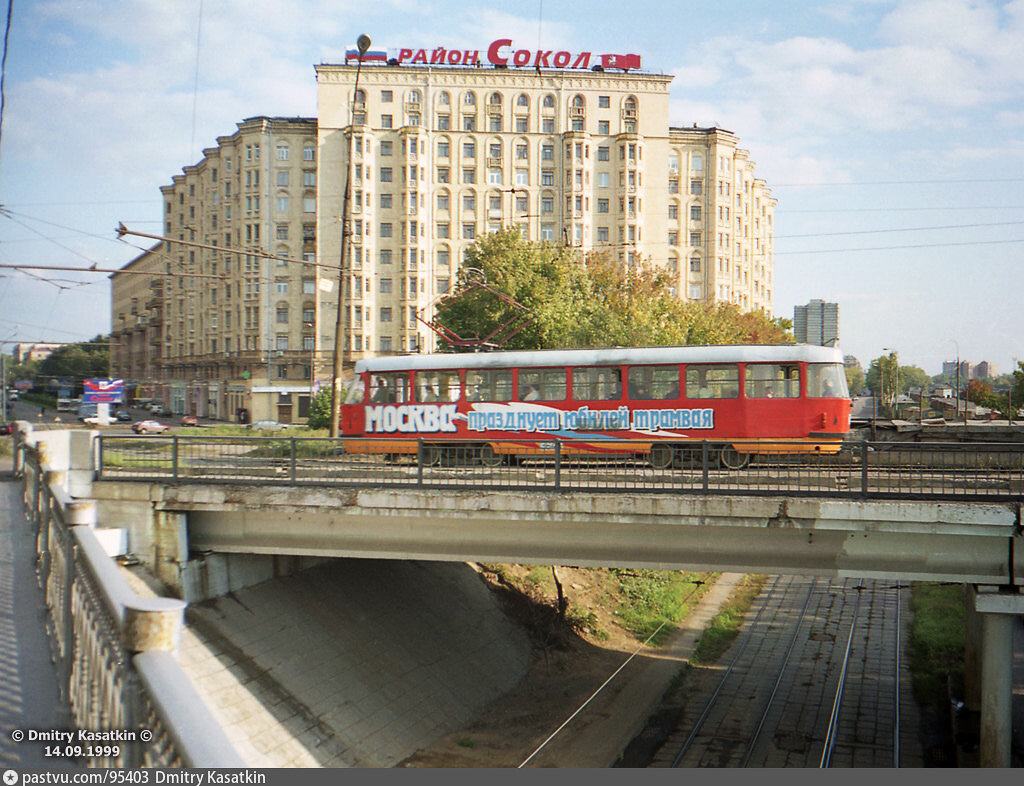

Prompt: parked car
[132,420,170,434]
[248,420,285,431]
[181,415,198,426]
[149,404,167,415]
[79,415,100,425]
[115,409,133,422]
[0,423,13,436]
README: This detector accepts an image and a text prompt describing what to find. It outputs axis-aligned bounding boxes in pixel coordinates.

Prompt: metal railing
[96,435,1024,502]
[18,440,245,767]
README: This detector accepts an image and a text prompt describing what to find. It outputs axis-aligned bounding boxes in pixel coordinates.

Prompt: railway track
[650,576,913,768]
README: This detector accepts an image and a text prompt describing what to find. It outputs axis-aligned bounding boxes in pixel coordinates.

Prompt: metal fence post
[96,436,104,479]
[172,436,179,481]
[417,438,424,486]
[861,441,870,496]
[290,437,297,483]
[554,440,562,490]
[701,441,710,492]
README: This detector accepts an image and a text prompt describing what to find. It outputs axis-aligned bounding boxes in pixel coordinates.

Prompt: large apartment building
[112,54,776,422]
[315,60,776,362]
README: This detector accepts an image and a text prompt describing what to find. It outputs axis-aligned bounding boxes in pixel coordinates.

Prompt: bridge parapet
[13,426,245,767]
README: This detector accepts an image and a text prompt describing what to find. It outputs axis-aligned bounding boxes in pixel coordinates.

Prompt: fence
[96,435,1024,502]
[18,435,245,767]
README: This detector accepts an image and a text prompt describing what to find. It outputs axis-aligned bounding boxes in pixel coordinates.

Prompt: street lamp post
[330,34,371,438]
[883,347,898,417]
[949,339,961,425]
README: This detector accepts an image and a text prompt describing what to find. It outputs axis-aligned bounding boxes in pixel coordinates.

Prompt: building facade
[112,117,321,421]
[794,299,839,347]
[315,60,776,364]
[113,59,776,422]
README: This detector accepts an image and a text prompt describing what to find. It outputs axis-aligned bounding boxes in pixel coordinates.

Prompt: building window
[380,193,392,209]
[380,336,392,352]
[437,167,450,183]
[380,249,392,265]
[691,180,703,195]
[668,231,678,246]
[598,120,610,135]
[380,307,392,322]
[690,232,702,246]
[303,145,315,161]
[276,224,289,240]
[437,140,449,158]
[462,224,476,239]
[381,114,393,128]
[515,116,528,132]
[463,115,476,131]
[380,167,393,182]
[515,168,528,186]
[276,307,288,323]
[597,198,609,213]
[303,197,316,213]
[541,196,554,214]
[598,95,610,108]
[437,114,450,131]
[541,171,554,186]
[381,140,393,156]
[542,117,554,133]
[380,278,392,293]
[462,168,476,184]
[276,145,289,160]
[690,257,701,272]
[597,226,609,242]
[596,172,609,187]
[380,222,393,237]
[381,89,393,102]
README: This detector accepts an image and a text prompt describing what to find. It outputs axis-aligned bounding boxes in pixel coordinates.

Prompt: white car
[132,419,171,434]
[248,420,286,431]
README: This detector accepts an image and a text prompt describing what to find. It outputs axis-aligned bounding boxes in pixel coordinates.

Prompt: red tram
[339,344,851,468]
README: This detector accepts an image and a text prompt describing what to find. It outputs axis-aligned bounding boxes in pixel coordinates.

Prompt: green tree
[433,230,791,350]
[866,352,899,412]
[844,365,865,395]
[306,387,334,430]
[38,336,109,381]
[898,365,931,395]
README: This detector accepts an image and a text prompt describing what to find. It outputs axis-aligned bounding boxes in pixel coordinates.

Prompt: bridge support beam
[971,585,1024,768]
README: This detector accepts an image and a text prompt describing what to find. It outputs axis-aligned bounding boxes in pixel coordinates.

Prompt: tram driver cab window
[685,365,739,399]
[745,364,800,399]
[369,372,410,403]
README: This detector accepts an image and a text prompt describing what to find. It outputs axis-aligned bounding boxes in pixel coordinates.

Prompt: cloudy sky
[1,0,1022,375]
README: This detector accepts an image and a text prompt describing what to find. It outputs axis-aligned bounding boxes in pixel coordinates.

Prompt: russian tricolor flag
[345,47,388,63]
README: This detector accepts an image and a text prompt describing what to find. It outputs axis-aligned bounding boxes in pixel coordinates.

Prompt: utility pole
[330,34,371,439]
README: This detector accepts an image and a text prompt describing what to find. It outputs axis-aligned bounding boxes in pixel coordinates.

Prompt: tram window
[344,377,365,404]
[685,365,738,399]
[369,372,410,403]
[572,367,622,401]
[745,364,800,399]
[518,368,566,401]
[466,369,513,401]
[415,370,462,402]
[807,363,848,398]
[628,365,680,400]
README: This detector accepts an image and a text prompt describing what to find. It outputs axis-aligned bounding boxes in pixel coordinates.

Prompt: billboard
[83,378,124,404]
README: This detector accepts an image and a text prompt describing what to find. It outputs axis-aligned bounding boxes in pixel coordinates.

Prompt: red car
[181,415,199,426]
[132,420,170,435]
[0,423,13,436]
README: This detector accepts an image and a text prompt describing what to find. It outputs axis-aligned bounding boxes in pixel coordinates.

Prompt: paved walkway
[0,459,75,769]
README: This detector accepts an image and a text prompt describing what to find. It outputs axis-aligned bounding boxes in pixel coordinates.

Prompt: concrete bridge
[16,425,1024,766]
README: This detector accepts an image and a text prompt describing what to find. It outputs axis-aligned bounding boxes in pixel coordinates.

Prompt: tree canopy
[431,230,791,351]
[37,336,109,381]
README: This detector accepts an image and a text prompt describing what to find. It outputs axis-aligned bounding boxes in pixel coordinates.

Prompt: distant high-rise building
[974,361,997,379]
[793,300,839,346]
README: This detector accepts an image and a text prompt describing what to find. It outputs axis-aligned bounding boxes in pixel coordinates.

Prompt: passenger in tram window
[372,378,390,403]
[764,385,774,399]
[822,377,837,397]
[523,384,540,401]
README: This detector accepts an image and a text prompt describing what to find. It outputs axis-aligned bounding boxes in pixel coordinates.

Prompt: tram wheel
[718,446,750,470]
[648,443,676,470]
[420,444,442,467]
[479,443,503,467]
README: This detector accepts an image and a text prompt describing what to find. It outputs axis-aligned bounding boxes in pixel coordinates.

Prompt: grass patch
[690,574,767,665]
[612,568,715,646]
[909,582,965,707]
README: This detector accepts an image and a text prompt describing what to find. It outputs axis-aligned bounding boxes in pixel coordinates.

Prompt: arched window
[437,90,450,105]
[463,91,476,105]
[408,89,421,104]
[354,88,365,103]
[516,93,529,107]
[489,92,502,105]
[542,94,555,108]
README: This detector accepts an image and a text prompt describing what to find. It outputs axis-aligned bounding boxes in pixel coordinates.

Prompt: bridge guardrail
[18,436,245,767]
[96,435,1024,502]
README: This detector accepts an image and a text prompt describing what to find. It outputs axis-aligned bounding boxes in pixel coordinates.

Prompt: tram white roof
[355,344,845,373]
